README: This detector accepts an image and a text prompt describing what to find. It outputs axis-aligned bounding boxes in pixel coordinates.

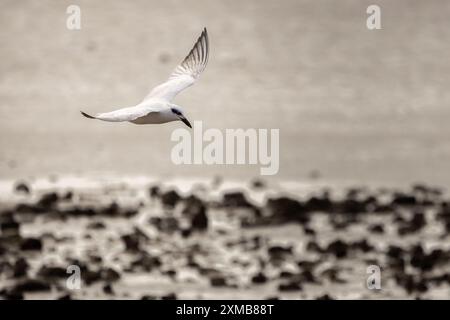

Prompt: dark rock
[103,283,114,295]
[37,192,59,208]
[426,273,450,285]
[58,206,96,217]
[222,191,253,208]
[387,245,404,260]
[0,289,24,300]
[326,239,349,258]
[83,269,103,285]
[337,199,367,214]
[250,179,266,189]
[161,190,182,208]
[141,295,157,300]
[37,266,67,279]
[321,267,345,283]
[101,268,121,282]
[13,258,29,278]
[161,292,177,300]
[149,185,161,198]
[396,274,428,294]
[278,281,302,291]
[130,253,161,272]
[181,228,192,238]
[266,197,307,223]
[398,211,426,235]
[87,221,106,230]
[13,278,51,292]
[121,233,141,252]
[62,191,73,201]
[410,245,446,272]
[101,202,120,216]
[316,294,334,300]
[163,269,177,278]
[20,238,42,251]
[0,212,20,236]
[15,182,30,194]
[58,294,72,300]
[303,226,316,236]
[279,271,295,278]
[268,245,293,259]
[351,239,374,253]
[300,270,318,283]
[183,196,208,232]
[368,224,384,234]
[306,241,324,253]
[15,203,47,214]
[251,272,268,284]
[391,193,417,206]
[210,276,227,287]
[304,196,332,212]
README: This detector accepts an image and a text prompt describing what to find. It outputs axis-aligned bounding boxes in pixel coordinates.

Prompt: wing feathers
[143,28,209,102]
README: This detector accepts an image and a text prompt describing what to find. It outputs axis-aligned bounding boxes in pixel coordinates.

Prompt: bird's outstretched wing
[143,28,209,103]
[81,106,156,122]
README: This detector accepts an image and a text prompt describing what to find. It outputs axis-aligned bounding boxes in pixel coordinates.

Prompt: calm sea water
[1,0,450,187]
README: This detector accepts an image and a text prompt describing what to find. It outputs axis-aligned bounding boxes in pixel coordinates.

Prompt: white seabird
[81,28,209,128]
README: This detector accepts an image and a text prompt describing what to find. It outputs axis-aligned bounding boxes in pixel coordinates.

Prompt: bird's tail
[80,111,96,119]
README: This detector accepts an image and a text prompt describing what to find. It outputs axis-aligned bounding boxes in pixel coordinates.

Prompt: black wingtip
[80,111,95,119]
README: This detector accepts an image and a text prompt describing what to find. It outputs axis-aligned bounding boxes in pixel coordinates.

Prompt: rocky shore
[0,177,449,299]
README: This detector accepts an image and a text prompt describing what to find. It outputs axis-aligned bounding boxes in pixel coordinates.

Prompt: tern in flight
[81,28,209,128]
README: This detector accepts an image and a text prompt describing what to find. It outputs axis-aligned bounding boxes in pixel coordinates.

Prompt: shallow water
[1,0,450,185]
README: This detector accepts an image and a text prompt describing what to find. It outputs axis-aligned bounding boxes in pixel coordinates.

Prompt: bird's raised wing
[143,28,209,103]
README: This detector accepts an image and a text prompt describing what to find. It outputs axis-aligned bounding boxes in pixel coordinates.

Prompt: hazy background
[1,0,450,186]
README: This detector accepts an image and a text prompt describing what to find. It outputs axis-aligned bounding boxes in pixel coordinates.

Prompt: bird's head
[171,107,192,128]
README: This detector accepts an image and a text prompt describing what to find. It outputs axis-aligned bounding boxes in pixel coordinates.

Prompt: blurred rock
[20,238,42,251]
[37,192,59,208]
[87,221,106,230]
[316,294,334,300]
[14,182,30,194]
[251,272,268,284]
[37,266,67,279]
[150,216,179,233]
[183,195,208,232]
[161,190,182,208]
[368,224,384,234]
[0,211,20,236]
[398,211,426,235]
[250,178,266,189]
[222,191,253,208]
[103,283,114,295]
[391,193,417,206]
[278,280,302,291]
[121,233,141,252]
[149,185,161,198]
[12,278,51,292]
[13,257,29,278]
[266,196,308,223]
[160,292,177,300]
[326,240,349,258]
[130,253,161,272]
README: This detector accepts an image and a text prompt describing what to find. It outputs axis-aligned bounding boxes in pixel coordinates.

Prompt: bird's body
[81,28,209,129]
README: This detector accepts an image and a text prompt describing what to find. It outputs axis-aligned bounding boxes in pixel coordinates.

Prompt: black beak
[180,116,192,128]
